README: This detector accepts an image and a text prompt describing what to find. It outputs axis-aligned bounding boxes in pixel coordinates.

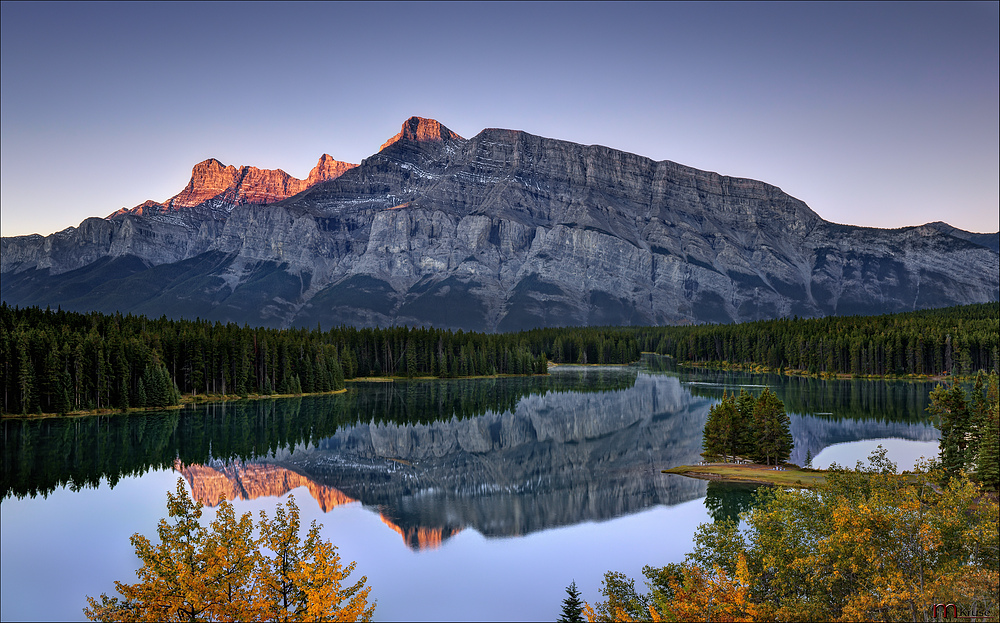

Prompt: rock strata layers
[2,116,997,330]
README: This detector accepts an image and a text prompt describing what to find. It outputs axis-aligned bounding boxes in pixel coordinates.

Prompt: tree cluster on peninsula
[701,388,794,465]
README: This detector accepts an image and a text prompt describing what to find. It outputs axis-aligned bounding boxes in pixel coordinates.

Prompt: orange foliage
[84,478,375,622]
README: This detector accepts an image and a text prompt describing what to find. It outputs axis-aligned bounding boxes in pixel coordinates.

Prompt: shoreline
[0,372,553,420]
[662,463,829,488]
[677,361,953,382]
[0,388,348,420]
[3,359,965,420]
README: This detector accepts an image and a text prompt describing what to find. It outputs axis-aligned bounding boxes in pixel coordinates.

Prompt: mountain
[2,116,998,330]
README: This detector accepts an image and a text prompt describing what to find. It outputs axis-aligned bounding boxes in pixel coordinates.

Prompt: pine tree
[702,393,729,461]
[405,338,417,378]
[751,389,793,465]
[557,580,585,623]
[972,375,999,490]
[17,334,35,414]
[975,401,1000,490]
[929,381,972,478]
[735,390,758,457]
[134,376,147,408]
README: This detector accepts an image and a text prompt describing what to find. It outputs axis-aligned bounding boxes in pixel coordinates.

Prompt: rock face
[107,154,357,219]
[378,116,463,151]
[2,116,998,330]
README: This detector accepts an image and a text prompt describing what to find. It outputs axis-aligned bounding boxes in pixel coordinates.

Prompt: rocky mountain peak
[105,154,358,221]
[379,116,463,151]
[168,158,243,209]
[306,154,358,186]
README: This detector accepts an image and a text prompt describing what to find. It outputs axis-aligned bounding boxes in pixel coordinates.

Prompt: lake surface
[0,360,941,622]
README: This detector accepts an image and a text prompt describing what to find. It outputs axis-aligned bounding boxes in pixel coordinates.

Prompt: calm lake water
[0,360,941,622]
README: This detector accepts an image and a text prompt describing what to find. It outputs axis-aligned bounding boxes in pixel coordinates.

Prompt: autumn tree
[84,478,375,622]
[586,449,1000,622]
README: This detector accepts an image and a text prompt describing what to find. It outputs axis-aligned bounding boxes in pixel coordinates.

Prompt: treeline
[3,302,997,414]
[679,369,938,423]
[0,305,549,414]
[636,302,999,376]
[533,303,998,376]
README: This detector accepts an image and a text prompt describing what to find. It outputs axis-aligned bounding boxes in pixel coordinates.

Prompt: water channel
[0,359,941,621]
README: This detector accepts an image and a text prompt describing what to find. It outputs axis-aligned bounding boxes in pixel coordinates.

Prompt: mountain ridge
[2,116,998,330]
[105,153,358,221]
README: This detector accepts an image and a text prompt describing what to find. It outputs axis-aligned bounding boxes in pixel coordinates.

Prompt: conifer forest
[1,302,996,415]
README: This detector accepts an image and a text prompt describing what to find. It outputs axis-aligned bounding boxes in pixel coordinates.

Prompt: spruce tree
[135,377,147,409]
[929,381,972,479]
[972,375,999,489]
[735,390,758,457]
[751,389,793,465]
[557,580,585,623]
[975,402,1000,490]
[702,392,729,460]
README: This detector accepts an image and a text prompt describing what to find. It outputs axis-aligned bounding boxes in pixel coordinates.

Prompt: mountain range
[2,116,998,331]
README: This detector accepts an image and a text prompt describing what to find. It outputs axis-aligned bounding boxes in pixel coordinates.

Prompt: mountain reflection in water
[175,459,464,550]
[2,364,939,551]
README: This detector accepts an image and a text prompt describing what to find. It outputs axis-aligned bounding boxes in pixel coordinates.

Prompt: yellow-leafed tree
[84,478,374,622]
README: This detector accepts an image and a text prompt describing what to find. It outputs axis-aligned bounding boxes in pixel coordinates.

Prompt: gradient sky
[2,2,998,238]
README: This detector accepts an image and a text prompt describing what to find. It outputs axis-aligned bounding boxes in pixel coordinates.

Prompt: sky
[1,2,998,238]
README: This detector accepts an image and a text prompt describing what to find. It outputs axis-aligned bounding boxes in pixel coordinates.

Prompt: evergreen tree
[17,333,35,414]
[702,395,728,461]
[752,389,793,465]
[558,580,585,623]
[135,377,147,408]
[734,390,758,457]
[702,392,742,461]
[975,399,1000,490]
[929,381,973,478]
[405,338,417,379]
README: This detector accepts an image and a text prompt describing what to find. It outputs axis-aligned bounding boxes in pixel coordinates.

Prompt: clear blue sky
[2,2,997,237]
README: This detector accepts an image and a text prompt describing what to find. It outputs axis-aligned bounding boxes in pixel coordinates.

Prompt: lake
[0,360,941,621]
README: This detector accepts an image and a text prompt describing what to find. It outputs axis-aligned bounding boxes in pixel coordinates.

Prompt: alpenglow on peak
[379,116,464,151]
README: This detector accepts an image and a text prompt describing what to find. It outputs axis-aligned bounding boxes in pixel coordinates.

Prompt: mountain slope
[2,117,997,330]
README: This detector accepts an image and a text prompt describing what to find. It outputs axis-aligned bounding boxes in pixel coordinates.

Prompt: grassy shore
[663,463,829,488]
